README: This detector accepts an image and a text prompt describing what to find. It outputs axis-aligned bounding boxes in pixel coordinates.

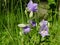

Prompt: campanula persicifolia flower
[18,24,30,34]
[27,0,38,12]
[23,26,30,34]
[39,19,49,37]
[30,20,36,27]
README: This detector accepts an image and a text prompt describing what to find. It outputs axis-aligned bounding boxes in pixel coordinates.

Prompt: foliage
[0,0,59,45]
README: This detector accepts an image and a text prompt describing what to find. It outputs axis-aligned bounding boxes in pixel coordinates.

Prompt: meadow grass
[0,0,60,45]
[0,10,60,45]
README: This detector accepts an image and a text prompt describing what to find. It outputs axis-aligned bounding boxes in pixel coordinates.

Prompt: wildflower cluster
[18,0,50,38]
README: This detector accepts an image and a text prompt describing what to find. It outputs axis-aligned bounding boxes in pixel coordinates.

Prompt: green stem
[20,0,24,23]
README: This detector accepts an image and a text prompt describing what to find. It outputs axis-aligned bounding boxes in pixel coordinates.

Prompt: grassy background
[0,0,60,45]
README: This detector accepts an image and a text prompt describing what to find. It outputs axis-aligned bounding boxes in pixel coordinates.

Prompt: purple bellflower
[39,19,49,37]
[18,24,30,34]
[30,20,36,27]
[27,0,38,12]
[23,26,30,34]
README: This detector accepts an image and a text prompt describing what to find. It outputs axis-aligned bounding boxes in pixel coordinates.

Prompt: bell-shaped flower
[18,24,30,34]
[39,19,48,27]
[23,26,30,34]
[30,20,36,27]
[27,0,38,12]
[39,19,49,37]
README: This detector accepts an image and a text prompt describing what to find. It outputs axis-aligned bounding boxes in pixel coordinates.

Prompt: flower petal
[27,0,38,12]
[39,19,48,26]
[30,20,36,27]
[40,30,49,37]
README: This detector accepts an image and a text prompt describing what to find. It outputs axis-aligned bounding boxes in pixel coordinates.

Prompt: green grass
[0,11,60,45]
[0,1,60,45]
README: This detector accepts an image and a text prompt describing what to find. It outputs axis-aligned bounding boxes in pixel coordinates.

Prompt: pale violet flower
[30,20,36,27]
[39,19,49,37]
[18,24,30,34]
[27,0,38,12]
[23,26,30,34]
[39,19,48,27]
